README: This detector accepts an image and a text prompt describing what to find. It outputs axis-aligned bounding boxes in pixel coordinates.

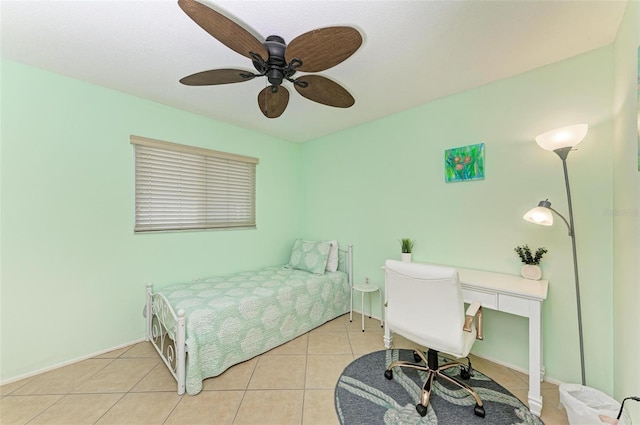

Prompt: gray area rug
[335,349,544,425]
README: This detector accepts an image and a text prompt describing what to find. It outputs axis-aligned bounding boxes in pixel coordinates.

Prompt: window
[131,135,258,233]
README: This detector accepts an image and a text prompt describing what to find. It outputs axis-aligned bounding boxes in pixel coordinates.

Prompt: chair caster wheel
[474,404,485,418]
[416,403,428,417]
[460,367,471,380]
[413,351,422,363]
[384,369,393,380]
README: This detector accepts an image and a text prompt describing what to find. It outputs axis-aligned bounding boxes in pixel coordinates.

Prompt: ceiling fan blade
[294,75,355,108]
[257,86,289,118]
[286,27,362,72]
[180,69,255,86]
[178,0,267,60]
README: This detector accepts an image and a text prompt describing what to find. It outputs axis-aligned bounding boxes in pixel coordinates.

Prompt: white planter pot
[521,264,542,280]
[401,253,412,263]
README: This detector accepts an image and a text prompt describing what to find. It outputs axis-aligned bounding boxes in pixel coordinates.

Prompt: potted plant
[400,238,415,262]
[514,244,548,280]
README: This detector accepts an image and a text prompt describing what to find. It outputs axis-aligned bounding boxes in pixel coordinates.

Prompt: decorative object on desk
[520,264,542,281]
[514,244,547,280]
[445,143,485,183]
[335,349,545,425]
[399,238,415,262]
[523,123,588,386]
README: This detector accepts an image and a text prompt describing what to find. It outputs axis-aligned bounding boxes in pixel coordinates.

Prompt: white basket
[560,384,632,425]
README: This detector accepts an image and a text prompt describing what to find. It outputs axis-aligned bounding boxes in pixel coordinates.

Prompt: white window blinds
[131,136,258,233]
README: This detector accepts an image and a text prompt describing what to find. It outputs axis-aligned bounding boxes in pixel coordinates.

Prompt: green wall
[0,60,303,380]
[301,47,616,391]
[613,1,640,422]
[3,18,638,408]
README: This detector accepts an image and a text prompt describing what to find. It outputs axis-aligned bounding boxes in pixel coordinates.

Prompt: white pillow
[326,240,339,272]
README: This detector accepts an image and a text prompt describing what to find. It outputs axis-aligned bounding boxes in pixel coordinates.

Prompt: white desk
[383,265,549,416]
[458,267,548,416]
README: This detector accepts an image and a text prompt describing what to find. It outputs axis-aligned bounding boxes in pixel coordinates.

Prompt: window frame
[131,135,258,233]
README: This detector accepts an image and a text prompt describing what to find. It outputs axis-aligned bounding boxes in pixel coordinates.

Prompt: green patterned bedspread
[160,266,351,395]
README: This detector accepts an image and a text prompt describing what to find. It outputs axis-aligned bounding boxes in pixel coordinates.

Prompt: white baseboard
[470,352,564,386]
[0,338,147,386]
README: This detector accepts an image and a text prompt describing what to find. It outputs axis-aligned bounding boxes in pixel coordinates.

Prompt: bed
[145,241,353,395]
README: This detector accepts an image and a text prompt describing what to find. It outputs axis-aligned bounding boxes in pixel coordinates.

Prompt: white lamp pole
[523,124,588,386]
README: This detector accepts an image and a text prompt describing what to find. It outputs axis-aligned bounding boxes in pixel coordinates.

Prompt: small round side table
[350,279,384,332]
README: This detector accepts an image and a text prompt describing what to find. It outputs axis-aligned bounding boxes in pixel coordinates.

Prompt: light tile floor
[1,314,569,425]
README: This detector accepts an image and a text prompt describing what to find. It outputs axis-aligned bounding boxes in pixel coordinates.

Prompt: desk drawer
[498,294,530,317]
[463,289,497,309]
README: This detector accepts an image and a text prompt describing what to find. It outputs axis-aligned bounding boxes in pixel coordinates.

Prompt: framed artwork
[445,143,485,183]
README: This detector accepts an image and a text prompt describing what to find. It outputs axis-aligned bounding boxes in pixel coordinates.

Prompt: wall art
[445,143,485,183]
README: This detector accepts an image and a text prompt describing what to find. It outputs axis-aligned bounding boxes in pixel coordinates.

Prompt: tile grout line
[68,357,118,395]
[18,354,121,425]
[90,392,128,425]
[299,331,311,425]
[91,349,166,424]
[161,391,184,425]
[61,345,159,424]
[18,394,64,425]
[230,349,260,424]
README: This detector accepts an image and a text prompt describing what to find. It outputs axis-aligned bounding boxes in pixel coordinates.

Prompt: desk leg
[384,326,392,349]
[528,301,543,416]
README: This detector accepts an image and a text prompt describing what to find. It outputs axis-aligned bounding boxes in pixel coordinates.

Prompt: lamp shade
[523,206,553,226]
[535,124,588,152]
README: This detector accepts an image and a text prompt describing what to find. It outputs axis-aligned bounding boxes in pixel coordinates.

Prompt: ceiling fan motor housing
[263,35,288,87]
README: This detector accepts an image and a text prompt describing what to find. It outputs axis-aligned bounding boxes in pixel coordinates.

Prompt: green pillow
[288,239,331,275]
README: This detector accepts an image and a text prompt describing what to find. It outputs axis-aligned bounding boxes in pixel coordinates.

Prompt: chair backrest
[385,259,468,357]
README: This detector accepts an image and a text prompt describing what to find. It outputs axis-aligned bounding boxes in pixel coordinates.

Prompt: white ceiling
[0,0,628,143]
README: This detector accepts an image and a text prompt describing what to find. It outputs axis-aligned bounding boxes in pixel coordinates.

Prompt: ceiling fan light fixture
[267,68,284,86]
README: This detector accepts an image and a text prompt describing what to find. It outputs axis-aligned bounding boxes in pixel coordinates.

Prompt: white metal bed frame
[145,244,353,395]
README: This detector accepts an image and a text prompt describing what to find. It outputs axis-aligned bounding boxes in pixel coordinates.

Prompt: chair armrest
[465,301,481,317]
[463,301,483,340]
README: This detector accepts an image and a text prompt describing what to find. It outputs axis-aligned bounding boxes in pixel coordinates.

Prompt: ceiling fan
[177,0,363,118]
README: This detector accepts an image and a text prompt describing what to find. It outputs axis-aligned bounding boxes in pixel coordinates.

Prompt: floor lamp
[523,123,588,386]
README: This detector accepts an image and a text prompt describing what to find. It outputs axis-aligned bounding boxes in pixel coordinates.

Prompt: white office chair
[383,259,485,418]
